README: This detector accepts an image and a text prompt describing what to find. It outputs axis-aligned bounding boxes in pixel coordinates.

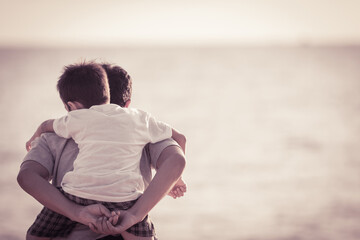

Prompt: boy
[25,61,186,240]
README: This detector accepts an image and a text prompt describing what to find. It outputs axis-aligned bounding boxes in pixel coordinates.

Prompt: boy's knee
[160,145,186,168]
[168,147,186,171]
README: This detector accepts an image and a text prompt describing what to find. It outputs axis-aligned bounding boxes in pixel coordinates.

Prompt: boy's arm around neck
[26,119,55,151]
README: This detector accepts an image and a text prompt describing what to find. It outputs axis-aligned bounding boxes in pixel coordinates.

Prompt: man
[18,63,186,239]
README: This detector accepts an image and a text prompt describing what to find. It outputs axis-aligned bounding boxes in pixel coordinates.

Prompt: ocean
[0,45,359,240]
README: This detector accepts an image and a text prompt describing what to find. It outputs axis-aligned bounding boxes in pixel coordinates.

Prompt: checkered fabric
[27,189,156,238]
[27,206,77,237]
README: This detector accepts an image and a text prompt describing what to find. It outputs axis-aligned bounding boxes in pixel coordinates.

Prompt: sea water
[0,46,359,240]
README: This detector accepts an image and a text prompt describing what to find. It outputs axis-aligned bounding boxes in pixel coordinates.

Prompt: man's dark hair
[57,61,109,108]
[101,63,132,107]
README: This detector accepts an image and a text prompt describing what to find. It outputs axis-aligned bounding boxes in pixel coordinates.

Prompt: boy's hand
[168,178,187,199]
[26,120,54,151]
[26,136,37,151]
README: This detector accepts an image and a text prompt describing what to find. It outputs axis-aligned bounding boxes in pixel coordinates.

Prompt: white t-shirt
[53,104,172,202]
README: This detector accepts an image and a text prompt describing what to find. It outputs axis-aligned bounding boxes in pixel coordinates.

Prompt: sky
[0,0,360,47]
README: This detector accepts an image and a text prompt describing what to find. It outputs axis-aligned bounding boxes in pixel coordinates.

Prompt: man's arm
[90,145,186,234]
[17,160,111,225]
[130,145,186,219]
[26,119,55,151]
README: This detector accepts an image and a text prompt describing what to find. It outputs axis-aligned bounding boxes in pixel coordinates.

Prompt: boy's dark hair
[101,63,132,107]
[57,61,110,108]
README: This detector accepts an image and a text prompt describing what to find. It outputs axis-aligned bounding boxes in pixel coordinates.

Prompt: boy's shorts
[27,189,156,238]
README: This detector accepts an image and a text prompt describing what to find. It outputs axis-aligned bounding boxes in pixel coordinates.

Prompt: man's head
[102,63,132,107]
[57,61,110,110]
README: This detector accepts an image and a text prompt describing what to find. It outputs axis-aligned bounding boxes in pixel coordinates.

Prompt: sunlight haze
[1,0,360,47]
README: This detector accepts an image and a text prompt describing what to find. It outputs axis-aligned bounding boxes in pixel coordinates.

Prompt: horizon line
[1,41,360,50]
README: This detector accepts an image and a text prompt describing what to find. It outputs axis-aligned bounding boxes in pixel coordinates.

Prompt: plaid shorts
[27,189,156,238]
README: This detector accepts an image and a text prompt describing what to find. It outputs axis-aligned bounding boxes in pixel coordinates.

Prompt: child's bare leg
[26,233,51,240]
[121,231,154,240]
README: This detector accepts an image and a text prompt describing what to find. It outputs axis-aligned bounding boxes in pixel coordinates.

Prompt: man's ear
[124,100,131,108]
[67,101,85,111]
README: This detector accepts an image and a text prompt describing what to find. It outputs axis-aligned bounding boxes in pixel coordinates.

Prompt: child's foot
[168,178,187,199]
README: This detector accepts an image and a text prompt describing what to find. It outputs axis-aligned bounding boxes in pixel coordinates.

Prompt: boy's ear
[64,103,70,112]
[124,100,131,108]
[67,101,84,111]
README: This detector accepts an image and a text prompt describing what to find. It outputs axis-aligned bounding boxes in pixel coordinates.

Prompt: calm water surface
[0,46,359,240]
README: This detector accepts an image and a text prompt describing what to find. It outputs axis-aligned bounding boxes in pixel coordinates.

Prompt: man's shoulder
[35,133,77,157]
[41,133,75,146]
[25,133,75,159]
[24,133,78,185]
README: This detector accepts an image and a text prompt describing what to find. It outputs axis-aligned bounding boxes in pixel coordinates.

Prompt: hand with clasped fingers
[88,184,186,235]
[88,180,187,235]
[74,204,112,227]
[89,210,140,235]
